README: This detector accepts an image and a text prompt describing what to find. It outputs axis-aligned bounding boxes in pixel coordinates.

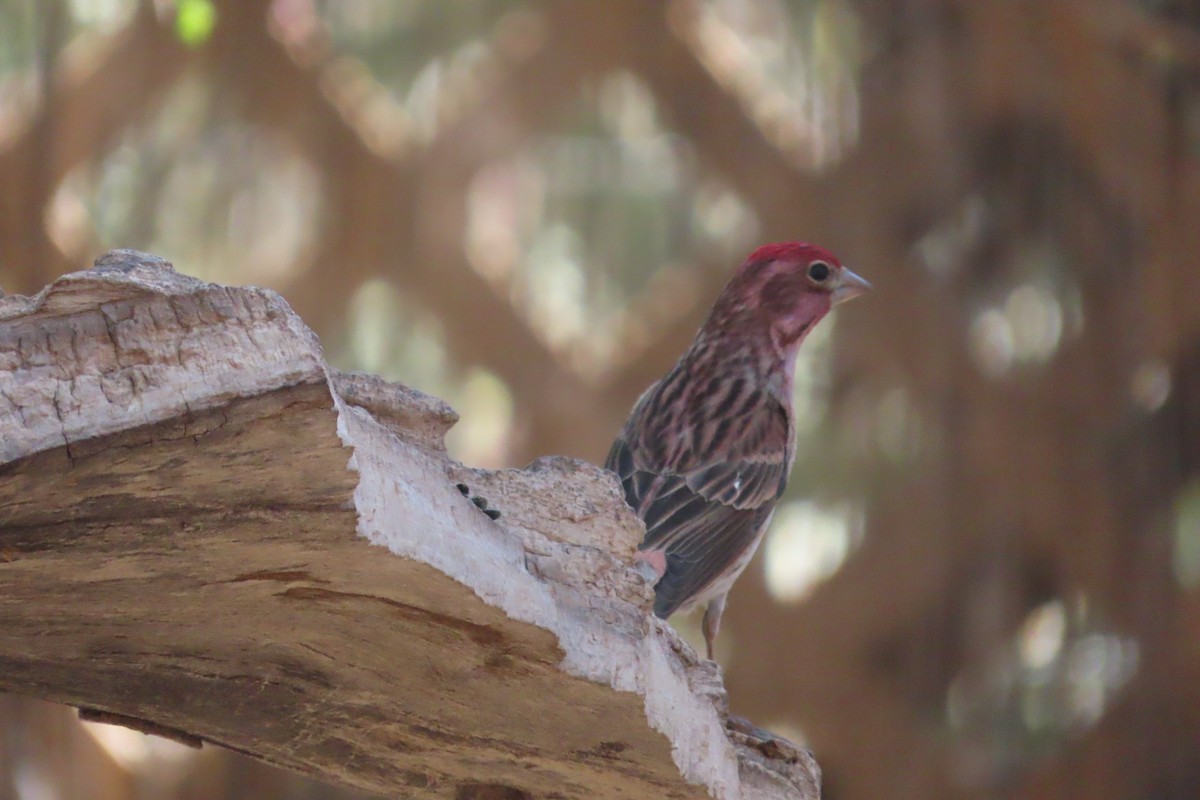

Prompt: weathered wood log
[0,250,819,800]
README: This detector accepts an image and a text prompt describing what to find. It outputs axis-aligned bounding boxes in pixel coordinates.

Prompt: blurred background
[2,0,1200,798]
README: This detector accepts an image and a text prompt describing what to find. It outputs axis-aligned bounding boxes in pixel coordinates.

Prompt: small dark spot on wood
[483,651,514,671]
[409,723,464,746]
[273,655,334,689]
[402,770,432,788]
[463,490,501,519]
[455,782,531,800]
[229,569,328,584]
[573,740,630,762]
[278,587,506,649]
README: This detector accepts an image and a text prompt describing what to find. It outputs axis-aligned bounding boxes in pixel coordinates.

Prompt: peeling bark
[0,250,819,799]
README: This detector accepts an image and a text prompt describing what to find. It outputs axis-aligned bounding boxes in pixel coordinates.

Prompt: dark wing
[652,501,774,618]
[605,389,791,618]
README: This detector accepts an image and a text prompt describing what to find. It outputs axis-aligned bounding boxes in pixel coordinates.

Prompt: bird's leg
[701,595,727,660]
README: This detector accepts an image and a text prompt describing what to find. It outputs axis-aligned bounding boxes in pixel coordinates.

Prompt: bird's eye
[807,261,831,283]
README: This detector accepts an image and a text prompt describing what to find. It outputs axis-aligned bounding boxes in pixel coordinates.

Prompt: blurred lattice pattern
[2,0,1200,798]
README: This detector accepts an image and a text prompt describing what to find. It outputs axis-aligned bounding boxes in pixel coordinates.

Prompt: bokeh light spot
[1005,284,1062,362]
[67,0,135,32]
[914,194,987,278]
[969,308,1014,377]
[791,317,833,436]
[970,283,1066,377]
[1018,600,1066,670]
[1172,478,1200,589]
[80,720,197,770]
[947,592,1139,782]
[764,500,861,603]
[175,0,217,48]
[444,368,514,468]
[875,385,922,465]
[1131,358,1171,412]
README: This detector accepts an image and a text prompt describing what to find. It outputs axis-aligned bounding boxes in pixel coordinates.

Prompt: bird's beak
[832,268,872,305]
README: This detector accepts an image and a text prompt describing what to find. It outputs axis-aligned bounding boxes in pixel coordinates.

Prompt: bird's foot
[455,483,501,520]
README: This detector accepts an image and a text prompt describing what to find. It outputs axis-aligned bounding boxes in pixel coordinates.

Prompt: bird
[605,242,871,659]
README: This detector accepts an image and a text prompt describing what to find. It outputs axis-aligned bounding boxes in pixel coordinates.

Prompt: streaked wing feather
[684,459,784,509]
[605,377,793,619]
[651,503,771,617]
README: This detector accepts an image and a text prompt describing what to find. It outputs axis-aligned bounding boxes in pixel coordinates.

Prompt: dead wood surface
[0,250,819,800]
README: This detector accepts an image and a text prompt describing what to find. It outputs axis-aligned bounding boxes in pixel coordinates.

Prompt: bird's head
[704,242,871,353]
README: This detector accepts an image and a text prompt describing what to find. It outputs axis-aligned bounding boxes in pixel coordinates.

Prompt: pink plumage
[606,241,871,659]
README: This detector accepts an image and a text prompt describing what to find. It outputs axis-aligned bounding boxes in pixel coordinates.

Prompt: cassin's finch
[606,242,870,659]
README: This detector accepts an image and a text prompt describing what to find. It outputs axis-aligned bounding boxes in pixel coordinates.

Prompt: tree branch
[0,250,819,800]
